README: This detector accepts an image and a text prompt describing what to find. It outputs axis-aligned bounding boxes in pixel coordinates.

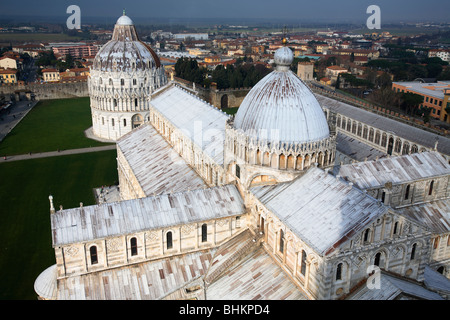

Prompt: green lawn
[0,150,118,300]
[0,97,112,156]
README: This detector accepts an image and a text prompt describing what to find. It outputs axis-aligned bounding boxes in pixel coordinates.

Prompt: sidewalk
[0,100,38,142]
[1,144,116,163]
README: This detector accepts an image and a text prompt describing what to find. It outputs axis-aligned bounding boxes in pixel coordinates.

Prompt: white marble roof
[51,184,245,246]
[151,84,229,166]
[117,123,206,197]
[56,250,215,299]
[317,94,450,156]
[346,271,444,300]
[251,167,388,256]
[397,199,450,234]
[336,151,450,190]
[233,66,330,145]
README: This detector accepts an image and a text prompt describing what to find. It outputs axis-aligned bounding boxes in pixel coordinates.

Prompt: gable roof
[336,151,450,190]
[151,83,229,166]
[345,271,444,300]
[51,184,245,247]
[397,199,450,234]
[117,123,207,197]
[251,167,388,256]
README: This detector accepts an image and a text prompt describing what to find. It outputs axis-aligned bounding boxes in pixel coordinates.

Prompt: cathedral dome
[92,13,161,72]
[233,46,329,145]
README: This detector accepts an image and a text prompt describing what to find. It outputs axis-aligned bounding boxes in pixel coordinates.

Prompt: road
[0,100,38,142]
[0,144,116,163]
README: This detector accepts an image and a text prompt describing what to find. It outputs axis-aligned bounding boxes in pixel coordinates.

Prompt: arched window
[123,119,127,127]
[279,230,285,254]
[166,231,173,249]
[374,252,381,266]
[120,78,124,86]
[395,138,402,153]
[90,246,98,265]
[369,128,375,142]
[433,237,439,250]
[109,78,113,86]
[363,126,368,139]
[336,263,343,281]
[201,224,207,243]
[387,137,394,155]
[381,133,387,147]
[363,228,371,243]
[130,237,138,256]
[393,221,399,235]
[236,216,241,228]
[300,250,307,276]
[405,184,410,200]
[429,180,434,196]
[133,79,137,86]
[235,164,240,179]
[374,131,380,145]
[410,243,417,260]
[402,142,410,155]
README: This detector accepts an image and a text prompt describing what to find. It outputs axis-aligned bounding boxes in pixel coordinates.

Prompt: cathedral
[34,13,450,300]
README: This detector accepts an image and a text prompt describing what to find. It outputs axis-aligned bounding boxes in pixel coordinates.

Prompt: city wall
[0,81,88,101]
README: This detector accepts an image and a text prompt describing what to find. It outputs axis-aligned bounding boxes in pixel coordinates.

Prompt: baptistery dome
[233,46,329,145]
[88,12,167,141]
[92,14,162,73]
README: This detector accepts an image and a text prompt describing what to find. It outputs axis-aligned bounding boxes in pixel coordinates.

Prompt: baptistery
[88,12,167,141]
[226,45,336,187]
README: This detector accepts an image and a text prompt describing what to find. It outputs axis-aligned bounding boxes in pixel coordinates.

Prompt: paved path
[0,100,39,142]
[0,144,116,163]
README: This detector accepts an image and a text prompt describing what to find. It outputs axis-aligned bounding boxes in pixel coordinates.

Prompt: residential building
[428,49,450,63]
[42,69,60,82]
[392,81,450,121]
[0,68,17,84]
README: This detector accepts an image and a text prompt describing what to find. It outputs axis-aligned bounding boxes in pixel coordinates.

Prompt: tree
[401,92,424,115]
[426,63,443,78]
[418,105,432,123]
[375,72,392,89]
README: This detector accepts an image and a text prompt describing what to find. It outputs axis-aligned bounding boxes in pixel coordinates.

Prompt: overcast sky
[2,0,449,24]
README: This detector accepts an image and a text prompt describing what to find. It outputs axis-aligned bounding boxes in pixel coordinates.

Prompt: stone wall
[0,81,88,101]
[54,215,248,279]
[249,191,432,300]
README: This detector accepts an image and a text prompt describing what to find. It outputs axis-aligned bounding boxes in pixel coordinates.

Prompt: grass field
[0,97,112,156]
[0,150,118,300]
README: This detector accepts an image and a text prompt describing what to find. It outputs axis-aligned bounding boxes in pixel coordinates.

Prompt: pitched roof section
[317,94,450,155]
[345,271,444,300]
[117,123,206,197]
[336,151,450,190]
[56,250,215,300]
[151,84,229,166]
[251,167,388,256]
[397,199,450,234]
[51,184,245,246]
